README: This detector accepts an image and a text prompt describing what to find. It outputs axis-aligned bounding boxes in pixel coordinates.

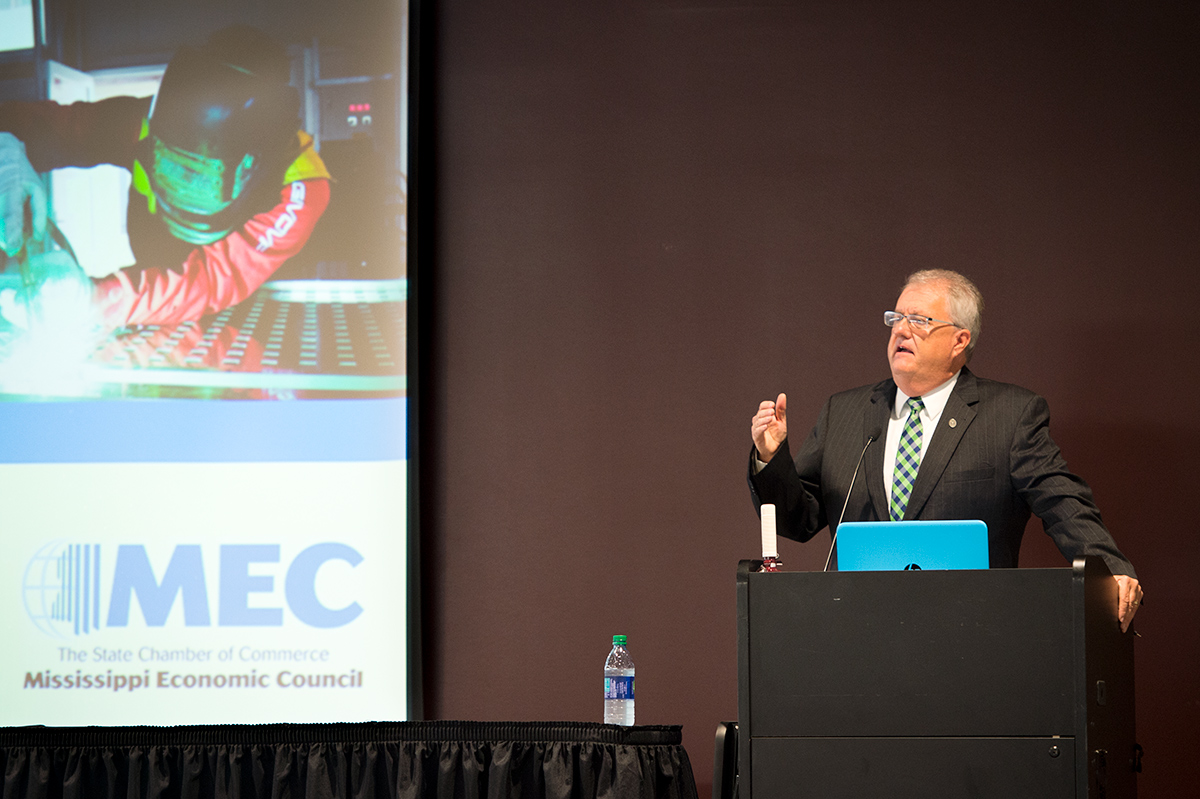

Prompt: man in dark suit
[749,269,1143,632]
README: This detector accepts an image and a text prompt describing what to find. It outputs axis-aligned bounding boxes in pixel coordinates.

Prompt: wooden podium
[736,558,1138,798]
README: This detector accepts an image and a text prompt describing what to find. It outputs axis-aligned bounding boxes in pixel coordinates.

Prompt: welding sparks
[0,255,105,397]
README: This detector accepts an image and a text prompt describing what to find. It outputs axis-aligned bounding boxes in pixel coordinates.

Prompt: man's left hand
[1115,575,1143,634]
[0,133,48,257]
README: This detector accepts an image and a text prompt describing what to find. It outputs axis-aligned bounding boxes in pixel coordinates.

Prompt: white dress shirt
[884,371,960,489]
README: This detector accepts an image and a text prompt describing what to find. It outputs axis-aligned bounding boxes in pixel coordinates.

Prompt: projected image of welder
[0,25,330,331]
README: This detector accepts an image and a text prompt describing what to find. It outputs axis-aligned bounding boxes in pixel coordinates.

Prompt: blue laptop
[835,520,989,571]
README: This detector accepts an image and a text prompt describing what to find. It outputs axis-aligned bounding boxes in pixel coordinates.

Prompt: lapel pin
[948,418,958,428]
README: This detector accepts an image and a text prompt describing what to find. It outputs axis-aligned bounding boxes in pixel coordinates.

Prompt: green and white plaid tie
[890,397,925,521]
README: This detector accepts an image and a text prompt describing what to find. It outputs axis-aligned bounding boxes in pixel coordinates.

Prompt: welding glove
[0,250,94,330]
[0,132,48,257]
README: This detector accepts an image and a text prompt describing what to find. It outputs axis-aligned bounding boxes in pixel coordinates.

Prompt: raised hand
[751,392,788,463]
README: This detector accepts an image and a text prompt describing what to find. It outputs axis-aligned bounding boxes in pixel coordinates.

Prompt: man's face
[887,282,969,394]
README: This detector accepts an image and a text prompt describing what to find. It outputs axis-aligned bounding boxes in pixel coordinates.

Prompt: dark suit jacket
[748,367,1135,576]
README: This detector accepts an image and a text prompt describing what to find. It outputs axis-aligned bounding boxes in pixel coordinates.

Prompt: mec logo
[24,542,363,637]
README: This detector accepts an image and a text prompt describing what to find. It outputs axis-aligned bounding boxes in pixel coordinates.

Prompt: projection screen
[0,0,412,725]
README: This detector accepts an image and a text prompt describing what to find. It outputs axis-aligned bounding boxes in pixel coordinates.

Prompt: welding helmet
[141,27,299,245]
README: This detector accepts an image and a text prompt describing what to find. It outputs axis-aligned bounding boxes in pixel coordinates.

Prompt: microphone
[823,431,880,572]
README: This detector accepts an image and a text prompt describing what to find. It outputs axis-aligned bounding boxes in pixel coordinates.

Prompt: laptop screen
[835,520,989,571]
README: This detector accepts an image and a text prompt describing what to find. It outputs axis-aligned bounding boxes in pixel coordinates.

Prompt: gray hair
[903,269,984,360]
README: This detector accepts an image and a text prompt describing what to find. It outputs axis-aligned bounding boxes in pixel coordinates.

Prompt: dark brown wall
[423,2,1199,796]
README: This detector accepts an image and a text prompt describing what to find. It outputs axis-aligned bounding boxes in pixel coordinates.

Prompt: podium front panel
[753,736,1076,799]
[747,568,1077,737]
[736,559,1138,799]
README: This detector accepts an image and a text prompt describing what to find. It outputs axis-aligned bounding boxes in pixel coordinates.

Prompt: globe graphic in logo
[23,541,102,638]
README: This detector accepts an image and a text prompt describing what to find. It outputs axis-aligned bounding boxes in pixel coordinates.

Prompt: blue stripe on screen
[0,399,406,463]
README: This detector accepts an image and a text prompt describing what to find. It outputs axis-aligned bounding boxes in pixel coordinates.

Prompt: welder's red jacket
[93,177,330,327]
[0,96,330,327]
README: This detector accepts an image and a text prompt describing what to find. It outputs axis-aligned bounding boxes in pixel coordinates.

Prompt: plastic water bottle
[604,634,635,725]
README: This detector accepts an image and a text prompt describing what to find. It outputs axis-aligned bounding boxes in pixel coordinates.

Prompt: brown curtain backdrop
[422,2,1200,797]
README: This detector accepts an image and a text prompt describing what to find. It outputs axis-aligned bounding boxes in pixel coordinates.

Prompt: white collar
[894,370,960,420]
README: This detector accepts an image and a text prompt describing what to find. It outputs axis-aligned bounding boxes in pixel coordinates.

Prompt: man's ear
[952,328,972,359]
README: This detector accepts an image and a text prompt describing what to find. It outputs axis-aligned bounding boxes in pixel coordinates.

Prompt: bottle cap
[613,634,627,646]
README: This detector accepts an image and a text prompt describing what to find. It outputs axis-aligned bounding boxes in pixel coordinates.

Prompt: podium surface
[736,558,1136,798]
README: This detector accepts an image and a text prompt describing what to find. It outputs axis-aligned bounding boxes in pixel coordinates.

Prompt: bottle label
[604,675,634,700]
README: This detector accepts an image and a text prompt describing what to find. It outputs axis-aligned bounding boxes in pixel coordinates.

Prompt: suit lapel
[865,380,895,522]
[903,368,979,520]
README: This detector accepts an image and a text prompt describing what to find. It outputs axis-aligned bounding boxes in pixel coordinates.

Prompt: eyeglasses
[884,311,960,330]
